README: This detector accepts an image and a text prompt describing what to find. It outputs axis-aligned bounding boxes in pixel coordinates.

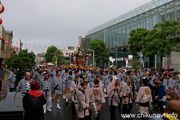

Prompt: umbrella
[167,68,174,71]
[109,65,116,69]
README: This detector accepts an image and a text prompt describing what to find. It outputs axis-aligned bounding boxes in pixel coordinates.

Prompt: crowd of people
[6,66,180,120]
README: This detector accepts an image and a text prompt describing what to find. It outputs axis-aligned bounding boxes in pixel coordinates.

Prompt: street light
[88,49,94,67]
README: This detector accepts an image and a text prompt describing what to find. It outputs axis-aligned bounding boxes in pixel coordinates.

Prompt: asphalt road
[45,97,160,120]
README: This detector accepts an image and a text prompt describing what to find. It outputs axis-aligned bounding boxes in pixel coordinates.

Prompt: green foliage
[128,28,149,55]
[5,49,35,85]
[128,20,180,75]
[89,39,109,66]
[52,49,65,65]
[45,46,57,62]
[131,59,139,70]
[142,20,180,57]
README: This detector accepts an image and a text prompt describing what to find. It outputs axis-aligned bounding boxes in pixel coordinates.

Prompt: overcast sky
[2,0,152,53]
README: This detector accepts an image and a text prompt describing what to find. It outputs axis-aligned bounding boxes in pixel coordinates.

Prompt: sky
[1,0,152,53]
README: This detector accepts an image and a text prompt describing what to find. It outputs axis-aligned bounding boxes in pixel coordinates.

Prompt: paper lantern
[0,18,2,24]
[0,36,3,40]
[0,3,5,14]
[5,41,8,44]
[10,44,13,47]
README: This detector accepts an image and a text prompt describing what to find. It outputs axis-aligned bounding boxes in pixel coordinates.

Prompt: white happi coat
[135,86,153,114]
[77,89,90,118]
[70,81,80,102]
[8,71,16,89]
[89,86,105,104]
[107,82,119,106]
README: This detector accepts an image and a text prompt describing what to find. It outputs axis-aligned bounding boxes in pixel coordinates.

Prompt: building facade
[85,0,180,70]
[5,31,13,59]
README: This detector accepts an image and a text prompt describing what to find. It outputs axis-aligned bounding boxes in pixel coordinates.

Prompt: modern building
[78,36,85,48]
[84,0,180,70]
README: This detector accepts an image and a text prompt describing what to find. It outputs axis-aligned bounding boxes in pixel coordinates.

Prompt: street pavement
[45,97,160,120]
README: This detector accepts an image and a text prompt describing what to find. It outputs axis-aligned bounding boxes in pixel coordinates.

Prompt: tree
[89,39,109,67]
[5,49,35,85]
[143,21,180,75]
[128,20,180,76]
[45,46,57,62]
[128,28,149,55]
[52,49,65,65]
[131,59,139,71]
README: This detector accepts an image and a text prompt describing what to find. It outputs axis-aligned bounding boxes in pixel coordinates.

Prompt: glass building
[85,0,180,68]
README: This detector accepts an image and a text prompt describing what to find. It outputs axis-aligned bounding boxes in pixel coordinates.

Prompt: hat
[31,80,40,90]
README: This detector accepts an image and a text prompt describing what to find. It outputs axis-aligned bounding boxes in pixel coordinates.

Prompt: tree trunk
[160,56,163,77]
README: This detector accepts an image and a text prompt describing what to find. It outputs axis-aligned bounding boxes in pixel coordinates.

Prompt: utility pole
[20,39,23,51]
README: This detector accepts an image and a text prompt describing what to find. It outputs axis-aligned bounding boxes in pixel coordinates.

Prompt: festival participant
[31,67,36,80]
[130,71,135,99]
[23,80,46,120]
[52,70,63,109]
[134,71,140,94]
[113,71,119,82]
[163,73,170,95]
[70,75,80,118]
[121,75,131,115]
[168,73,179,100]
[16,72,32,97]
[96,75,104,92]
[65,71,74,103]
[87,71,96,87]
[126,76,133,118]
[158,77,167,114]
[107,77,120,120]
[40,73,52,113]
[8,68,16,92]
[77,81,90,120]
[118,68,125,82]
[104,71,112,97]
[136,77,153,120]
[79,74,84,82]
[89,79,105,120]
[139,68,145,78]
[63,69,69,99]
[35,69,44,83]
